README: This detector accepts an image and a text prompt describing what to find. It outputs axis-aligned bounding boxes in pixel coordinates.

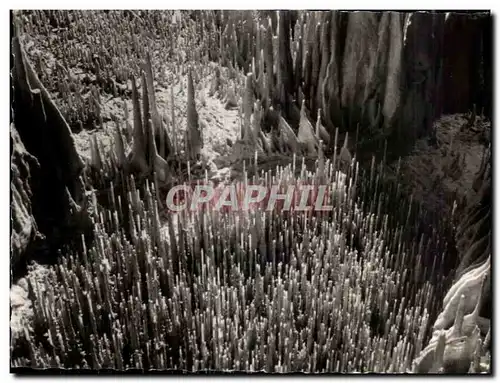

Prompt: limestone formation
[297,100,318,155]
[11,33,88,274]
[11,10,491,374]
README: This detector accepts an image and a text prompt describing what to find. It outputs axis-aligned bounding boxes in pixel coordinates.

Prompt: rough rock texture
[441,13,492,119]
[10,125,39,269]
[186,69,203,160]
[411,143,491,373]
[11,10,491,372]
[275,10,294,115]
[454,144,491,310]
[11,32,88,276]
[251,11,492,162]
[399,12,445,146]
[413,253,490,373]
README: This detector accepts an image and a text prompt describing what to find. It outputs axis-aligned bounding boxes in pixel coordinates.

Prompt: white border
[2,1,498,9]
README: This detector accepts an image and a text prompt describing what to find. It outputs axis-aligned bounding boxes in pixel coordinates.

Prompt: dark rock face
[340,12,385,137]
[262,11,491,160]
[10,125,39,269]
[276,10,294,110]
[321,11,346,136]
[400,12,445,145]
[211,11,491,166]
[11,33,88,276]
[441,13,492,119]
[315,11,448,155]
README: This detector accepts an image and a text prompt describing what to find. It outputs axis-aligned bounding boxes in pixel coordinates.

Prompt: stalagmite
[146,117,172,184]
[315,109,330,144]
[128,77,149,175]
[113,121,127,168]
[186,68,203,160]
[243,72,254,141]
[433,256,490,331]
[170,86,178,155]
[339,132,352,173]
[278,115,300,154]
[143,52,173,158]
[297,100,318,155]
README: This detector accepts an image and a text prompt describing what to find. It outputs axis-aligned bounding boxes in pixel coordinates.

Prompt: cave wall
[220,10,491,160]
[441,13,492,119]
[313,11,490,158]
[10,27,89,276]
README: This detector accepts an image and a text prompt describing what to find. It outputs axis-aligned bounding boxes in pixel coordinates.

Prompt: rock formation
[11,31,88,276]
[233,11,491,162]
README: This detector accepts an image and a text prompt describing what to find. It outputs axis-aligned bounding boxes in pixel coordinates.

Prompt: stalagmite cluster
[13,143,486,372]
[11,10,491,374]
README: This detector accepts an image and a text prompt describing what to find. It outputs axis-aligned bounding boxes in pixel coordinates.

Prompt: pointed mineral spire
[315,109,331,144]
[429,332,446,373]
[482,325,491,353]
[146,116,157,174]
[243,73,254,142]
[141,72,150,139]
[317,139,325,180]
[257,48,265,97]
[339,132,352,172]
[251,57,257,83]
[158,115,165,159]
[90,134,102,170]
[278,115,300,154]
[255,21,261,76]
[252,99,263,138]
[114,121,126,167]
[128,76,149,175]
[297,99,318,155]
[294,20,303,98]
[315,109,321,138]
[143,52,173,158]
[186,68,202,160]
[131,76,143,141]
[145,117,172,184]
[170,87,178,156]
[342,131,349,149]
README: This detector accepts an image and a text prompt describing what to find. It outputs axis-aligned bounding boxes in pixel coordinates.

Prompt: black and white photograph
[9,9,492,374]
